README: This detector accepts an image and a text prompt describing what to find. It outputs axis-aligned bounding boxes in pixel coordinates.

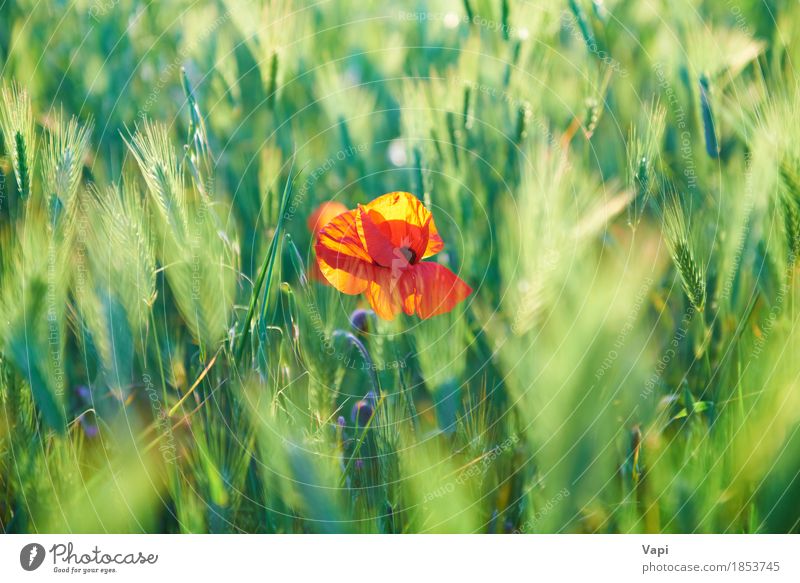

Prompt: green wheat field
[1,0,799,534]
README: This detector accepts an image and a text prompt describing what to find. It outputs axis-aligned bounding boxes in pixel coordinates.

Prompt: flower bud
[350,308,374,336]
[351,398,374,427]
[75,385,91,402]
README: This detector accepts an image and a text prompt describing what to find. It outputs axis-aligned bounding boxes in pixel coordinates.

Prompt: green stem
[235,158,296,363]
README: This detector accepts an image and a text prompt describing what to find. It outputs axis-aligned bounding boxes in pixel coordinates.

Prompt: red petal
[356,205,398,267]
[410,262,472,319]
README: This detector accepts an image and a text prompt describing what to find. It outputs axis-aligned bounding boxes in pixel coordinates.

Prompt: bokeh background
[1,0,800,533]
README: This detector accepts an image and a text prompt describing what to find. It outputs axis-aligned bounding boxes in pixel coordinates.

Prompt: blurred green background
[1,0,800,533]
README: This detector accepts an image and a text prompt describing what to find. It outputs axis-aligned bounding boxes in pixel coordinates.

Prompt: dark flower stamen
[397,246,417,264]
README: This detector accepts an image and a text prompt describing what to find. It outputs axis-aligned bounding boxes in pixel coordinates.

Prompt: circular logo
[19,543,46,571]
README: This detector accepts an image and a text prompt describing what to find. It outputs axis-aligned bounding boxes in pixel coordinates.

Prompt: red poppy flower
[314,192,472,320]
[308,201,349,283]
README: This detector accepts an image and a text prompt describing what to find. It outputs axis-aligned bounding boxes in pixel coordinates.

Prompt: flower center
[396,246,417,265]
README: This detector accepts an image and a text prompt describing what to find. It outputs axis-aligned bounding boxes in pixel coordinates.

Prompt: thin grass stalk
[235,157,295,362]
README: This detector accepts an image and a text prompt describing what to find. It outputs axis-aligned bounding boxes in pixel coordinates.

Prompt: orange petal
[423,231,444,259]
[364,267,416,321]
[410,262,472,319]
[362,192,444,259]
[315,242,375,295]
[308,259,327,283]
[316,207,373,263]
[308,201,348,235]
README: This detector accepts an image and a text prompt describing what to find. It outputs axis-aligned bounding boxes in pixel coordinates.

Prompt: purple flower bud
[354,459,364,470]
[75,385,91,402]
[350,399,374,427]
[337,416,346,428]
[79,415,99,438]
[349,309,373,336]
